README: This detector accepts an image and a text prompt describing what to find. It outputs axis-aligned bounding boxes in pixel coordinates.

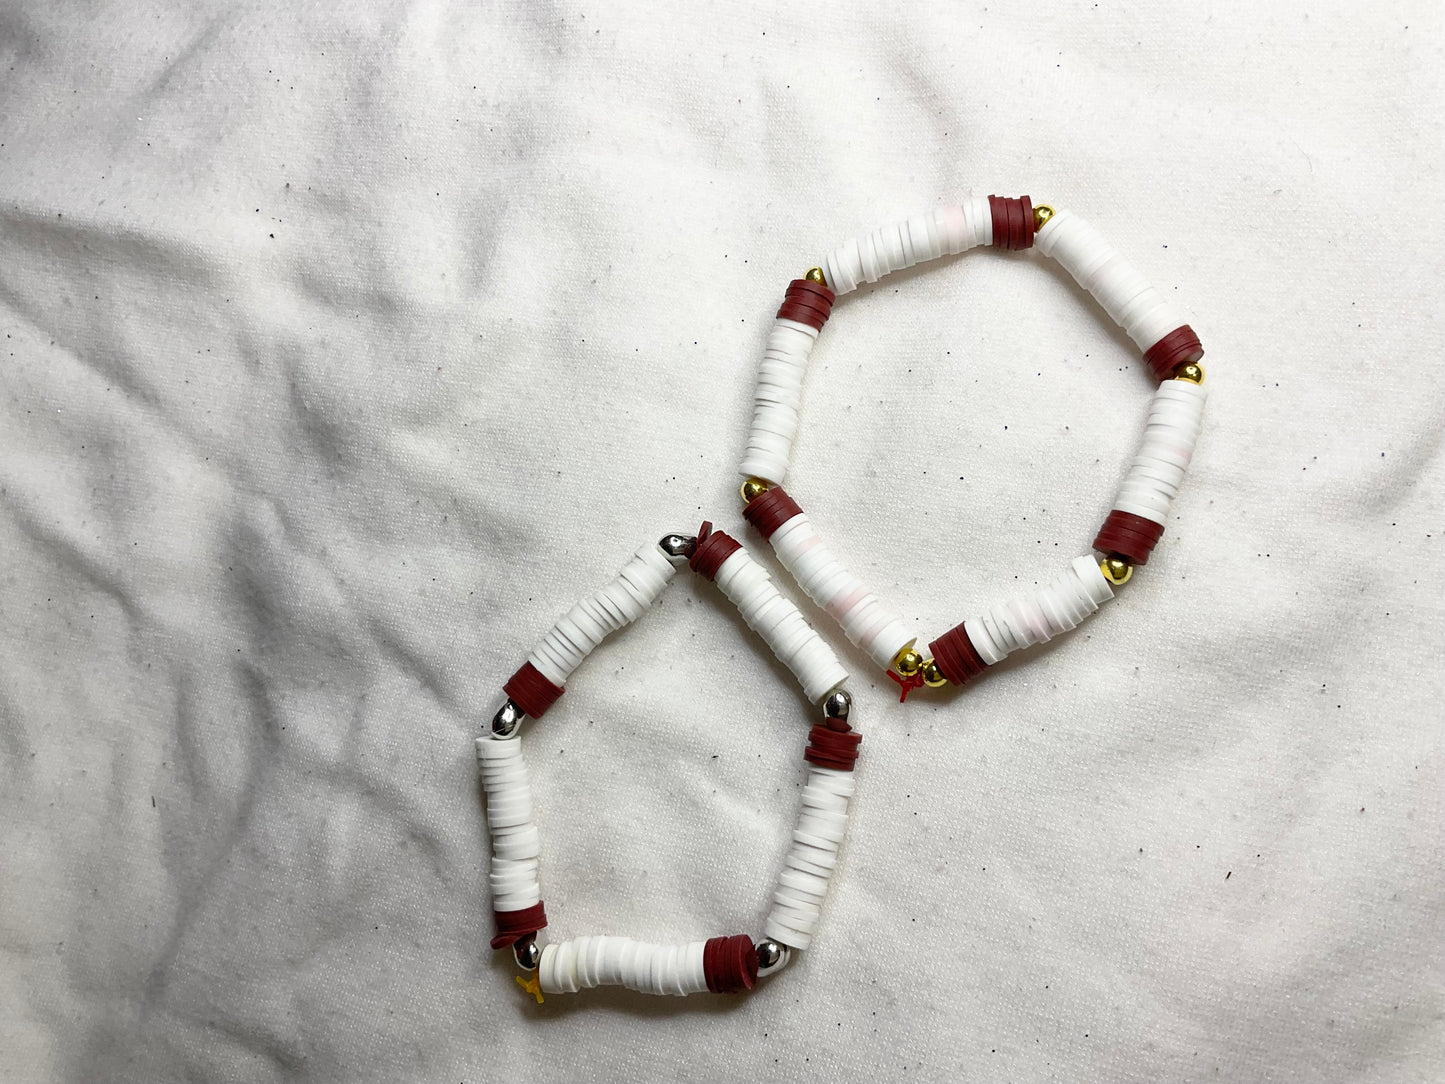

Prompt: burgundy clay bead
[1093,509,1165,567]
[703,934,759,994]
[742,485,804,540]
[775,279,836,331]
[689,522,743,581]
[927,624,990,686]
[804,723,861,771]
[491,901,548,950]
[1142,325,1205,382]
[504,662,564,720]
[988,194,1035,251]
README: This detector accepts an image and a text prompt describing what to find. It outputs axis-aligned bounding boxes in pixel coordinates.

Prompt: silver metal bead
[822,689,852,720]
[658,533,697,561]
[513,937,540,970]
[755,938,792,977]
[491,699,525,739]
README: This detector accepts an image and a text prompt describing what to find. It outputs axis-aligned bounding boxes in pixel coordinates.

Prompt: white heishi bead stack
[712,546,848,703]
[769,511,915,671]
[526,542,677,687]
[765,766,856,950]
[538,937,710,996]
[1034,207,1186,353]
[963,555,1116,665]
[821,198,994,295]
[476,736,542,914]
[739,317,822,487]
[1111,379,1207,526]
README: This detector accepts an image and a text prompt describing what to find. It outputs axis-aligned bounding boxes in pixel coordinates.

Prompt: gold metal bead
[1100,556,1134,586]
[1175,362,1205,384]
[805,266,827,285]
[893,648,923,677]
[1033,204,1056,231]
[740,477,770,503]
[921,659,948,688]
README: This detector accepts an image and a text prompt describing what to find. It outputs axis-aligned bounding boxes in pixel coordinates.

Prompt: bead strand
[527,542,677,687]
[739,278,837,487]
[1095,377,1207,566]
[695,528,849,704]
[1034,207,1203,379]
[503,541,678,720]
[744,485,915,672]
[821,198,994,295]
[538,934,757,997]
[765,762,857,951]
[927,555,1115,683]
[476,735,548,950]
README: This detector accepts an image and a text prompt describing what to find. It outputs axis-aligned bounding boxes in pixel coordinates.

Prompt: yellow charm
[516,973,545,1004]
[1033,204,1056,231]
[921,659,948,688]
[805,266,827,285]
[1175,362,1205,384]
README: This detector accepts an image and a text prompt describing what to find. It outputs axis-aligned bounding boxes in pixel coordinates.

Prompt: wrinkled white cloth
[1,3,1441,1082]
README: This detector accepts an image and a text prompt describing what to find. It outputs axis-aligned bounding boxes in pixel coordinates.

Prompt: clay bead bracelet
[737,196,1208,698]
[483,531,860,1002]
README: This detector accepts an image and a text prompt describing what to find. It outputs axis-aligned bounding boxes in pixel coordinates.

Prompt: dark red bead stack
[742,485,803,539]
[804,724,861,772]
[703,934,760,994]
[504,661,565,719]
[1093,509,1165,566]
[1142,325,1204,382]
[491,902,548,950]
[927,623,990,687]
[689,521,743,581]
[988,194,1035,251]
[776,278,836,331]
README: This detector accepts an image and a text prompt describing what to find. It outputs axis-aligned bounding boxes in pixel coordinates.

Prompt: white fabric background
[1,2,1441,1081]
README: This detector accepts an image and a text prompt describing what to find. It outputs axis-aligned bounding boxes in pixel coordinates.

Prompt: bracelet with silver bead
[481,532,861,1002]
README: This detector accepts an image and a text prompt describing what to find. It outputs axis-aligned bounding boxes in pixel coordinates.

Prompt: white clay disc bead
[1034,207,1187,353]
[491,824,541,861]
[768,512,915,670]
[527,542,677,686]
[712,547,849,703]
[962,555,1115,666]
[765,767,855,950]
[1110,379,1207,525]
[739,318,822,487]
[476,736,543,912]
[490,857,541,910]
[821,198,993,295]
[538,936,710,997]
[800,783,849,813]
[779,868,831,898]
[787,854,835,879]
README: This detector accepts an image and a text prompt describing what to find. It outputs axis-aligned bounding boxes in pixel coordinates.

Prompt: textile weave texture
[1,3,1441,1081]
